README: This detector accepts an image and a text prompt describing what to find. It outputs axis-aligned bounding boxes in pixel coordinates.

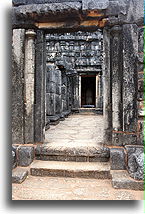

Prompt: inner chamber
[81,76,96,108]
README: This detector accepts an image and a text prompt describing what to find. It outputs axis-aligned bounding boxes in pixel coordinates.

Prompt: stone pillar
[24,29,36,143]
[96,74,103,110]
[110,25,123,132]
[122,24,138,134]
[46,63,56,116]
[67,75,72,111]
[55,67,62,115]
[72,75,79,109]
[12,29,25,144]
[102,27,112,145]
[61,71,68,112]
[79,75,81,108]
[34,30,45,142]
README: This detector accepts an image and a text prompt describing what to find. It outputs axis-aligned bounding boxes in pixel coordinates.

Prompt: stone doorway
[81,76,96,108]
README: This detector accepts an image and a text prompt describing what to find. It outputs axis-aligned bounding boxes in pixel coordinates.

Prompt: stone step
[78,108,103,115]
[30,160,111,179]
[111,170,144,191]
[78,108,97,115]
[35,144,110,162]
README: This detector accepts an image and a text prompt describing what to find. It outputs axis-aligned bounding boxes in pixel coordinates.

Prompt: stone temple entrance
[81,76,96,108]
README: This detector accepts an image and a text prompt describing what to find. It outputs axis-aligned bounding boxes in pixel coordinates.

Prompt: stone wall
[45,30,103,112]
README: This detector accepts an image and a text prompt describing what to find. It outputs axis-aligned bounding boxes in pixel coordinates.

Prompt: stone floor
[45,114,104,148]
[12,176,143,200]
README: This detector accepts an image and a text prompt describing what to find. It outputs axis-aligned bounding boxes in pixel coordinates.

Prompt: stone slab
[30,160,111,179]
[12,168,28,184]
[111,170,143,191]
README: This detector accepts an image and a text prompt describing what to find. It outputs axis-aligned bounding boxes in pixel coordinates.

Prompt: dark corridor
[81,76,96,108]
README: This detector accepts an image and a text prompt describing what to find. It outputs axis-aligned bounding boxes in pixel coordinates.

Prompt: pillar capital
[25,29,36,38]
[110,25,122,35]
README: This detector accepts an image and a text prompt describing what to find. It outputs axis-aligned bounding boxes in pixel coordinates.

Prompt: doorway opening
[81,76,96,108]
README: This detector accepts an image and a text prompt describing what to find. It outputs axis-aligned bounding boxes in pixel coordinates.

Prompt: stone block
[125,145,144,180]
[138,80,144,92]
[137,91,144,101]
[111,170,143,191]
[137,120,144,145]
[46,93,56,115]
[55,94,62,114]
[138,27,144,53]
[12,146,18,169]
[18,146,34,166]
[112,132,137,146]
[48,115,60,125]
[110,148,126,170]
[82,0,109,10]
[47,81,56,93]
[137,64,144,73]
[12,168,28,184]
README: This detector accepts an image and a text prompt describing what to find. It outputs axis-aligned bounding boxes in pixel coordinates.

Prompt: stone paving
[45,114,104,148]
[12,176,143,200]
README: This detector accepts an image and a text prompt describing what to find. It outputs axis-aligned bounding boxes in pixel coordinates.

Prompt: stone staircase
[29,146,143,190]
[30,160,111,179]
[30,142,111,179]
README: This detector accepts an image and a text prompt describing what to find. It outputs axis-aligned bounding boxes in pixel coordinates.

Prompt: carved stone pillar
[122,24,138,133]
[110,25,123,133]
[102,27,112,145]
[72,75,79,109]
[34,30,45,142]
[96,73,103,110]
[12,29,25,144]
[24,29,36,143]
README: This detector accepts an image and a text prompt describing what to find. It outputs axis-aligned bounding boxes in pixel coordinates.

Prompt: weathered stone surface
[111,170,143,191]
[34,30,45,142]
[82,0,109,10]
[45,117,50,130]
[112,132,137,146]
[48,115,60,125]
[110,148,126,170]
[138,27,144,53]
[138,80,144,92]
[122,24,138,133]
[13,0,80,6]
[12,146,17,169]
[12,29,25,144]
[122,0,144,25]
[12,168,28,184]
[18,146,34,166]
[110,25,123,132]
[24,29,36,143]
[30,160,111,179]
[103,27,112,145]
[14,2,82,20]
[137,120,144,145]
[125,145,144,180]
